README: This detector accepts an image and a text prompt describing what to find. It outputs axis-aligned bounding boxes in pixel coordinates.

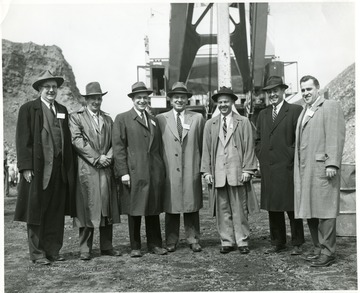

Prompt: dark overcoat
[112,108,165,216]
[14,98,76,225]
[255,101,302,211]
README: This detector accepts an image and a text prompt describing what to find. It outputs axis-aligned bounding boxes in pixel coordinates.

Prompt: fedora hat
[262,76,288,91]
[81,82,108,97]
[167,82,193,98]
[211,86,238,102]
[32,70,64,91]
[128,81,153,98]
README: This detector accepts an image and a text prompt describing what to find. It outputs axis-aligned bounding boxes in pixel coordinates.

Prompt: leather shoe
[150,247,168,255]
[264,244,286,254]
[220,246,235,254]
[238,246,250,254]
[301,251,321,262]
[80,252,91,261]
[47,255,65,262]
[166,244,176,253]
[290,245,302,256]
[310,254,335,267]
[130,250,142,258]
[32,258,51,265]
[101,249,122,257]
[190,243,202,252]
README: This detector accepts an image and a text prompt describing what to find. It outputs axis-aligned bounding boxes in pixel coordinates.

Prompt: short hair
[300,75,320,88]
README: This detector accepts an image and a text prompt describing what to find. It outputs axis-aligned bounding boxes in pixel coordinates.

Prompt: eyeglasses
[41,85,58,90]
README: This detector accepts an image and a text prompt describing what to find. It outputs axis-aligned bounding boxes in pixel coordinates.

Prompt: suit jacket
[255,101,303,211]
[14,98,76,225]
[157,109,205,213]
[201,113,257,215]
[69,107,120,227]
[112,108,165,216]
[294,97,346,218]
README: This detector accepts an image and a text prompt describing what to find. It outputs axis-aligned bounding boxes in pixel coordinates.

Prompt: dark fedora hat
[211,86,238,102]
[128,81,153,98]
[167,82,193,98]
[262,76,288,91]
[81,82,108,97]
[32,70,64,91]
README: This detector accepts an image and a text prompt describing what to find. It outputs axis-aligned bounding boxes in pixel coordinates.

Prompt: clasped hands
[96,155,112,168]
[204,172,252,185]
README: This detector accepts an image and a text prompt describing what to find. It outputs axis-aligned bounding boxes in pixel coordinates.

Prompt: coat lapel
[146,112,155,150]
[165,110,181,141]
[182,110,193,141]
[302,96,324,130]
[271,101,289,132]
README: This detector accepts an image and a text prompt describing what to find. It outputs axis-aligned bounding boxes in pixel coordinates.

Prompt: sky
[0,0,357,118]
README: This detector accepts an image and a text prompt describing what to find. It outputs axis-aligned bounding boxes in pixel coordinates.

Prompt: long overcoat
[255,101,303,211]
[69,107,120,228]
[112,108,165,216]
[294,97,345,219]
[157,109,205,213]
[201,113,258,216]
[14,98,76,225]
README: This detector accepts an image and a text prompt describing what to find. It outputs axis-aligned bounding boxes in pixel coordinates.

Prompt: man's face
[301,79,319,106]
[132,92,149,112]
[170,94,188,112]
[266,86,284,106]
[86,95,103,113]
[39,80,58,103]
[217,95,233,116]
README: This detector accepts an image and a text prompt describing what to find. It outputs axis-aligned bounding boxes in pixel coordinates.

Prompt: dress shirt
[272,100,284,115]
[41,98,56,114]
[87,107,100,125]
[221,113,232,132]
[133,107,148,127]
[302,95,321,126]
[173,109,185,125]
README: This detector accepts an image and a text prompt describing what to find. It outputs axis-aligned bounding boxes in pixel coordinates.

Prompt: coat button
[175,154,178,157]
[176,168,180,172]
[174,138,178,142]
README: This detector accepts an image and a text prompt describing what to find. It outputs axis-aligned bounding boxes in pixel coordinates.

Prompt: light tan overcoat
[294,97,345,219]
[157,109,205,213]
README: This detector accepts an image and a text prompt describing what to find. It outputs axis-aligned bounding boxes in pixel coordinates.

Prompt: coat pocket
[315,153,328,162]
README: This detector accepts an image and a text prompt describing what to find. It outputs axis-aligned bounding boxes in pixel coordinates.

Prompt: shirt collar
[41,98,53,108]
[87,107,99,117]
[173,109,184,119]
[308,95,321,109]
[133,107,146,118]
[221,112,232,123]
[273,100,284,111]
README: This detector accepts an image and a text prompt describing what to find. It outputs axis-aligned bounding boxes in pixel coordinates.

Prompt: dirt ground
[4,180,357,292]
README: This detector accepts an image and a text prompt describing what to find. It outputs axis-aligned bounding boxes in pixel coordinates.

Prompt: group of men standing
[14,70,345,269]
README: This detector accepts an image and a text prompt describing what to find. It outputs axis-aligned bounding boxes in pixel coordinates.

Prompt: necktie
[49,103,56,116]
[223,116,227,139]
[177,112,183,142]
[272,105,277,122]
[141,112,147,127]
[93,114,99,125]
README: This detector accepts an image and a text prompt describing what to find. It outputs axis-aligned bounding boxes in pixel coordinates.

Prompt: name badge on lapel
[307,110,314,117]
[57,113,65,119]
[229,123,233,130]
[151,120,156,126]
[183,123,190,130]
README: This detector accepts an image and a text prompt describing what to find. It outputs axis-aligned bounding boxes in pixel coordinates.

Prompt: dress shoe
[101,249,122,257]
[130,250,142,258]
[47,255,65,262]
[80,252,91,261]
[166,244,176,253]
[264,244,286,254]
[190,243,202,252]
[310,254,336,267]
[238,246,250,254]
[220,246,235,254]
[290,245,302,256]
[150,247,168,255]
[301,251,321,262]
[32,258,51,265]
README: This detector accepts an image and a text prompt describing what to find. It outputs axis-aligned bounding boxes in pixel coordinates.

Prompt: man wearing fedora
[255,76,305,255]
[69,82,121,261]
[112,81,167,257]
[157,82,205,253]
[14,70,76,265]
[201,87,257,254]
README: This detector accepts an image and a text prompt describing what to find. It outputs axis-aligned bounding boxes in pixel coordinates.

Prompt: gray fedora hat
[167,82,193,98]
[262,76,288,91]
[81,82,108,97]
[211,86,238,102]
[32,70,64,91]
[128,81,153,98]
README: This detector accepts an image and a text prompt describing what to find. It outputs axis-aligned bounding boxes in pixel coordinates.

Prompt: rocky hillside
[2,39,82,161]
[323,63,355,163]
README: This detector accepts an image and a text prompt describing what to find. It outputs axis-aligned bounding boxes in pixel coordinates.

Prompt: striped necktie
[272,105,277,122]
[223,116,227,139]
[141,112,147,128]
[49,103,56,116]
[177,112,183,142]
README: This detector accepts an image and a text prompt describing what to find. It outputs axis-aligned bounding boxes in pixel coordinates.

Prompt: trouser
[27,155,66,261]
[307,218,336,257]
[79,224,113,253]
[128,215,163,250]
[165,211,200,246]
[268,211,305,247]
[216,184,249,247]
